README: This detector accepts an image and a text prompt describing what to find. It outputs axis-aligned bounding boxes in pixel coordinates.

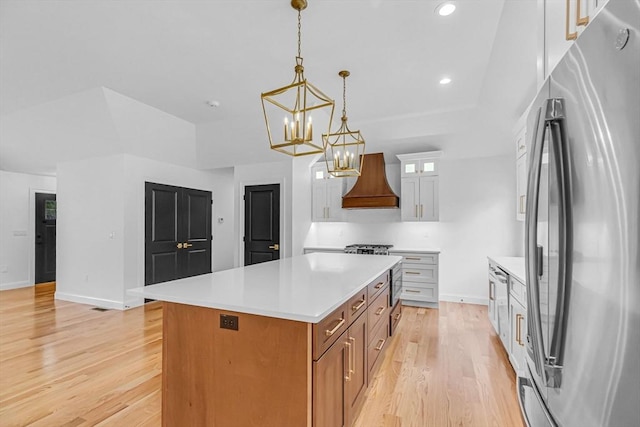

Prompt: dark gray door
[145,182,211,285]
[35,193,56,283]
[244,184,280,266]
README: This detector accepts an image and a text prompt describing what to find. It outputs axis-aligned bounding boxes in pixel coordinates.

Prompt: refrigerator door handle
[546,101,573,388]
[525,102,549,385]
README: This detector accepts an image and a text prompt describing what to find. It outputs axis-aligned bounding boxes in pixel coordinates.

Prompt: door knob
[184,243,193,248]
[269,244,279,251]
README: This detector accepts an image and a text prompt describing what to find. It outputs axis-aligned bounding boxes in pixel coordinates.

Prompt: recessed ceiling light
[439,77,452,85]
[206,100,221,108]
[436,2,456,16]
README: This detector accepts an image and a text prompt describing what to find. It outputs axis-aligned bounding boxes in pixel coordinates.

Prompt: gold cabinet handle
[374,281,385,289]
[565,0,577,40]
[352,299,366,312]
[516,314,525,346]
[177,243,183,249]
[375,338,386,351]
[268,244,279,250]
[325,318,345,336]
[405,257,421,261]
[405,289,420,293]
[375,306,386,316]
[344,341,352,381]
[576,0,589,26]
[405,271,420,275]
[349,337,356,374]
[394,312,401,320]
[183,243,193,248]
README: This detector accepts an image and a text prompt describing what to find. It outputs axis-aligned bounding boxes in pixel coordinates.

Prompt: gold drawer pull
[405,257,421,260]
[352,299,366,311]
[325,318,345,337]
[375,306,385,316]
[405,289,420,293]
[405,271,421,275]
[394,313,401,320]
[375,338,386,351]
[374,281,385,289]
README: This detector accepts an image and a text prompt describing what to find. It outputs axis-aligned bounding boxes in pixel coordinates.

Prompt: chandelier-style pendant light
[322,70,366,177]
[261,0,335,157]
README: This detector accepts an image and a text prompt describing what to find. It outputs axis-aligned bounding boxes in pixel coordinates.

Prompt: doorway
[34,192,56,284]
[244,184,280,266]
[145,182,212,285]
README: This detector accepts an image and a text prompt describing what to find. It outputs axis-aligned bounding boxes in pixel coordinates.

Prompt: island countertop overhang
[128,253,402,323]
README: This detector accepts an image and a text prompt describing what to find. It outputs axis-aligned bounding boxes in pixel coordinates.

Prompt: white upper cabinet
[311,163,345,222]
[397,152,441,222]
[514,124,528,222]
[541,0,609,80]
[397,152,441,178]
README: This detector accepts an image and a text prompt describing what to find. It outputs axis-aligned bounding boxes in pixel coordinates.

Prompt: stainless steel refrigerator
[519,0,640,425]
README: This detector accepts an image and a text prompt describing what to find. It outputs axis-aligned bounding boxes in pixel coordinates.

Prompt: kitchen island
[129,252,401,427]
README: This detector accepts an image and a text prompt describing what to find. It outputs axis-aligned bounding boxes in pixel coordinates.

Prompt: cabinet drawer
[368,314,390,378]
[402,285,437,302]
[313,302,348,360]
[368,287,390,335]
[396,253,438,265]
[346,290,367,324]
[402,265,438,284]
[367,271,389,301]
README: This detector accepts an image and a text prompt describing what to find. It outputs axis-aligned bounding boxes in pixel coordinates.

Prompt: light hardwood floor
[0,286,524,426]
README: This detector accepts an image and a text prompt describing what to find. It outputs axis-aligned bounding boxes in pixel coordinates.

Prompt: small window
[405,164,416,174]
[45,200,57,220]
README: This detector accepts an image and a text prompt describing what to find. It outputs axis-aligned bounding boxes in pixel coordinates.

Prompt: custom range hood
[342,153,399,209]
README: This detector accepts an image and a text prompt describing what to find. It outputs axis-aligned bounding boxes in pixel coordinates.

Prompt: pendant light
[322,70,366,177]
[261,0,335,157]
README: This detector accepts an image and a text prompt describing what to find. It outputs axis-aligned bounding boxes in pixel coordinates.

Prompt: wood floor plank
[0,287,523,426]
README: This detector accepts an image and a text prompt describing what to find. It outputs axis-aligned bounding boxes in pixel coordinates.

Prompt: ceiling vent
[342,153,399,209]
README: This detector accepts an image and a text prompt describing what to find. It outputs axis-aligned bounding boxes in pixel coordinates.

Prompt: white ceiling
[0,0,538,174]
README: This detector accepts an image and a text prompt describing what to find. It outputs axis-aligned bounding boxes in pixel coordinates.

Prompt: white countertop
[128,253,402,323]
[389,248,441,254]
[304,246,440,254]
[488,256,526,284]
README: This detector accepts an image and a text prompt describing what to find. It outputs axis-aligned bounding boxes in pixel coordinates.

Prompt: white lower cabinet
[390,251,439,308]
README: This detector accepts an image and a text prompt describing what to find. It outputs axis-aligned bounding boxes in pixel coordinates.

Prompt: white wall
[0,170,56,289]
[209,167,235,272]
[56,154,126,308]
[304,155,520,304]
[56,154,219,309]
[438,155,520,303]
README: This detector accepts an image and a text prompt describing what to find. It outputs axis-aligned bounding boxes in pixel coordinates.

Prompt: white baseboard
[0,280,31,291]
[439,294,488,306]
[55,292,125,310]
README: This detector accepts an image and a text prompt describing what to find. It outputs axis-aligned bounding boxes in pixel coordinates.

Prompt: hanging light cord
[342,76,347,117]
[297,9,302,59]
